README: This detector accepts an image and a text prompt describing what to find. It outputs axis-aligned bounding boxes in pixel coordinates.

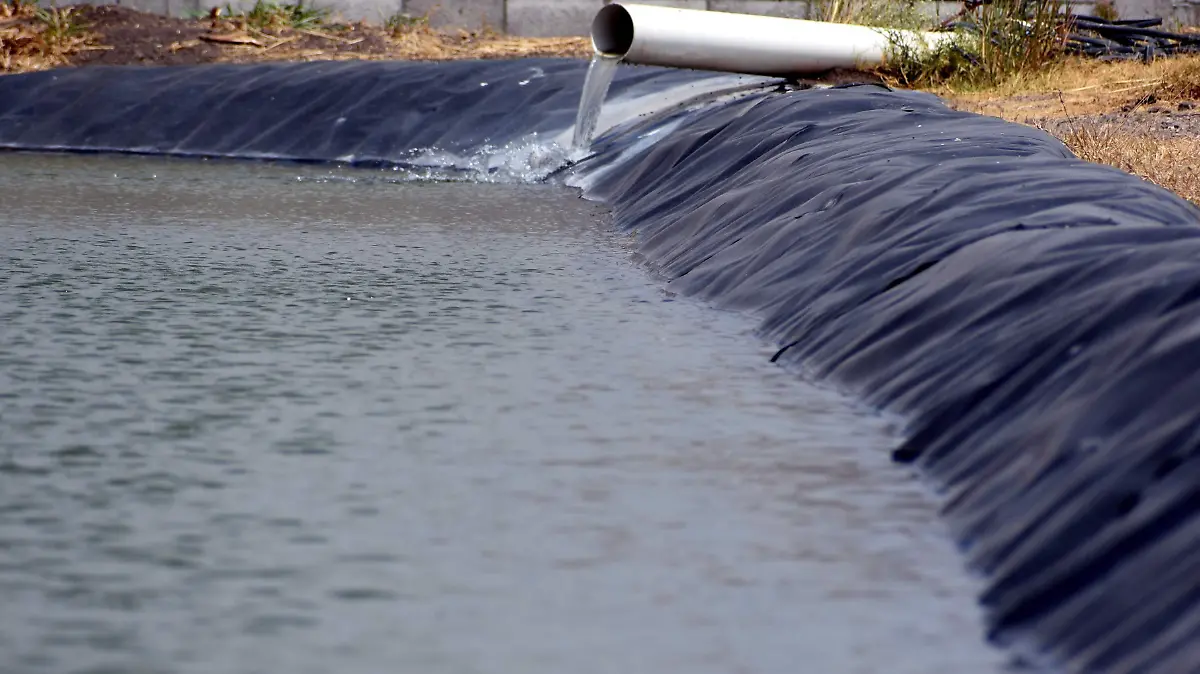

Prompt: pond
[0,153,1008,674]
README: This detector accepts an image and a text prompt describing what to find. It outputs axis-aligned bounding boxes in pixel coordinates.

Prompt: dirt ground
[1027,110,1200,204]
[1032,107,1200,140]
[941,55,1200,203]
[0,4,590,72]
[2,4,1199,203]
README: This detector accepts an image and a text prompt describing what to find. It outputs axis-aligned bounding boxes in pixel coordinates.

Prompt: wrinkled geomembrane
[577,86,1200,673]
[4,59,1200,672]
[0,59,713,161]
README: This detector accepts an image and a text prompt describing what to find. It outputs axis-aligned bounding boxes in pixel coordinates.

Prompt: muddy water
[0,153,1008,674]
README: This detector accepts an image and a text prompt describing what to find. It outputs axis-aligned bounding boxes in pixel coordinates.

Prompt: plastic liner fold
[3,60,1200,672]
[573,84,1200,673]
[0,59,711,163]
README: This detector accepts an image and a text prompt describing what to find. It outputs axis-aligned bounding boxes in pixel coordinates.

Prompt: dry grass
[815,0,934,30]
[1052,124,1200,203]
[931,54,1200,204]
[831,0,1073,89]
[353,28,587,62]
[198,25,588,65]
[1,1,94,72]
[944,54,1200,119]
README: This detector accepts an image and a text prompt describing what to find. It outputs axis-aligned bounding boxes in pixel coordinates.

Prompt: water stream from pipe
[572,53,623,151]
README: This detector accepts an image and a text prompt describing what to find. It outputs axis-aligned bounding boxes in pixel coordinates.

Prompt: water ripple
[0,153,1008,674]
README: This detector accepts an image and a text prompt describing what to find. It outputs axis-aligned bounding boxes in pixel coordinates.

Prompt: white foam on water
[308,138,577,185]
[564,119,685,193]
[367,71,778,186]
[400,137,575,183]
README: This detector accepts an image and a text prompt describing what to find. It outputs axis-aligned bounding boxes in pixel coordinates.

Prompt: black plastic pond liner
[4,60,1200,672]
[575,85,1200,672]
[0,59,710,162]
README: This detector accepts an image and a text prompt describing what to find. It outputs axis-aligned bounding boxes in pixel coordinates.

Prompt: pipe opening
[591,4,634,57]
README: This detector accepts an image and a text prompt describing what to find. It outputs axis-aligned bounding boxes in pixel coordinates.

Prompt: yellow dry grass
[944,54,1200,119]
[932,55,1200,205]
[187,30,588,65]
[1049,124,1200,204]
[382,30,588,61]
[200,19,590,64]
[0,2,94,72]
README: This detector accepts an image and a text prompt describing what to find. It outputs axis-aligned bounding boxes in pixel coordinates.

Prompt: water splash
[572,53,623,152]
[564,119,685,193]
[300,137,575,185]
[403,137,574,183]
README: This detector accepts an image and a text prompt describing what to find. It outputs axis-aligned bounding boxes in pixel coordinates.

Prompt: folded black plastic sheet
[576,86,1200,673]
[0,59,711,163]
[4,60,1200,672]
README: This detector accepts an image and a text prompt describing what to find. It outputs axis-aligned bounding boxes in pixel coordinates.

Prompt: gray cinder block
[507,0,598,36]
[324,0,405,23]
[405,0,505,30]
[708,0,810,19]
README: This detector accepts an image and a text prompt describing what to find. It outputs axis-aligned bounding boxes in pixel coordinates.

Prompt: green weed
[842,0,1076,89]
[222,0,331,30]
[384,10,428,35]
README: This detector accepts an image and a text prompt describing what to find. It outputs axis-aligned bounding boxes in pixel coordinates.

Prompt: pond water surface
[0,153,1009,674]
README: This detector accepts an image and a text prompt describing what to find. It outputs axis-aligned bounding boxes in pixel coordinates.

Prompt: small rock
[1179,101,1196,111]
[1147,106,1166,113]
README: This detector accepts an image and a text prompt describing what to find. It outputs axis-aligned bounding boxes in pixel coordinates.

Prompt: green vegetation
[0,0,89,64]
[816,0,934,30]
[384,10,428,36]
[820,0,1075,89]
[222,0,332,30]
[30,2,86,50]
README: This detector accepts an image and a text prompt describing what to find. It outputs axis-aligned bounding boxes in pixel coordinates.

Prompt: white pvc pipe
[591,3,957,77]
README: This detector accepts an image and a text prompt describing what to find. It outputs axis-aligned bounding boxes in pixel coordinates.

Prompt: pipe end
[591,3,634,57]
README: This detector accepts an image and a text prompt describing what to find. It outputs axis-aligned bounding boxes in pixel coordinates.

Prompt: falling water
[572,53,622,151]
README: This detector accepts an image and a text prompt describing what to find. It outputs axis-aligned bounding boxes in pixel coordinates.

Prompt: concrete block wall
[48,0,1200,32]
[399,0,1198,33]
[429,0,945,35]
